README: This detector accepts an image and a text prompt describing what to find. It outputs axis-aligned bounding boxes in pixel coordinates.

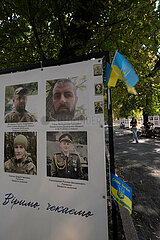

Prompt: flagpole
[111,51,117,68]
[107,85,118,240]
[107,87,115,174]
[106,52,138,239]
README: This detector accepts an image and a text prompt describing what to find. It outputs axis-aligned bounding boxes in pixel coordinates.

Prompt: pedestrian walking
[130,117,139,143]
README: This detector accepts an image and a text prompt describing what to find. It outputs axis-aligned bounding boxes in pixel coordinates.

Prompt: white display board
[148,116,159,127]
[0,59,108,240]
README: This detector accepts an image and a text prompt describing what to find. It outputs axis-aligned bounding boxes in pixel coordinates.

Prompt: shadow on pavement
[114,129,160,240]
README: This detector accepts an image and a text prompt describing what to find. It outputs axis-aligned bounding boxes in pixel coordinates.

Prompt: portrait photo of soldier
[47,131,88,180]
[94,101,103,114]
[4,132,37,175]
[93,64,102,76]
[95,83,103,95]
[46,78,87,121]
[5,82,38,123]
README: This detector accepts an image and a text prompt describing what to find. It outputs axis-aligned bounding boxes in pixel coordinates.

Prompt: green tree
[0,0,160,118]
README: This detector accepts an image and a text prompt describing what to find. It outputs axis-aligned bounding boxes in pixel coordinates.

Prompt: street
[114,128,160,240]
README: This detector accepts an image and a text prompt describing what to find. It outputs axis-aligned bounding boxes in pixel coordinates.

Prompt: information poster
[0,59,108,240]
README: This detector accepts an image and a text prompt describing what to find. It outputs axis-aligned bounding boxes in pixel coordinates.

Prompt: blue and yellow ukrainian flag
[111,173,132,214]
[106,52,139,92]
[106,62,119,87]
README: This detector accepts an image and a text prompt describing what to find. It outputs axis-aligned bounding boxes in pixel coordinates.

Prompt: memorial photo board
[0,58,108,240]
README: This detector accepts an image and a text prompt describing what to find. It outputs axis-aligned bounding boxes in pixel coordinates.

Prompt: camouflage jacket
[5,108,37,123]
[51,152,83,179]
[4,154,37,175]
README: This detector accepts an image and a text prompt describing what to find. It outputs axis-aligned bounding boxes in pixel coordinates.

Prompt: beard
[16,103,26,112]
[53,104,75,121]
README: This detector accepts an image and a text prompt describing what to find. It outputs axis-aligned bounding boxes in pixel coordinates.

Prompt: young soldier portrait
[4,132,37,175]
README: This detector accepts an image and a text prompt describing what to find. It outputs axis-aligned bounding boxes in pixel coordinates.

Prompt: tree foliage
[0,0,160,118]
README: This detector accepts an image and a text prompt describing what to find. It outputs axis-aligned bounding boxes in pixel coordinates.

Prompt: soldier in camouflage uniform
[5,87,37,123]
[51,133,83,179]
[4,134,37,175]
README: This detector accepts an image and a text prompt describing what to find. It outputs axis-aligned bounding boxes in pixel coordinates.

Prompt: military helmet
[14,134,28,150]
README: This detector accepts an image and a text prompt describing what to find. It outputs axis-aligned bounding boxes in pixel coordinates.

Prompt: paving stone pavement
[114,128,160,240]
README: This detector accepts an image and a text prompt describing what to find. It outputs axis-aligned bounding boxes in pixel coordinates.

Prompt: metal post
[107,86,118,240]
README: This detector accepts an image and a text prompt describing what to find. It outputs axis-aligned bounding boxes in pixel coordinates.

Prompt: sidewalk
[114,128,160,240]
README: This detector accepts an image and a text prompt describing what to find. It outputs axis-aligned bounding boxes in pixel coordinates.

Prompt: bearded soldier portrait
[50,133,83,179]
[4,134,37,175]
[5,87,37,123]
[46,78,85,121]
